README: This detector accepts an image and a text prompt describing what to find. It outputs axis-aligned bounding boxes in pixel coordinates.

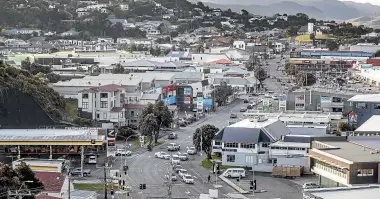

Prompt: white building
[78,84,126,125]
[350,43,380,53]
[233,41,246,50]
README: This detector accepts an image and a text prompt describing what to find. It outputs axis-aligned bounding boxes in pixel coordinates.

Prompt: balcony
[331,102,344,108]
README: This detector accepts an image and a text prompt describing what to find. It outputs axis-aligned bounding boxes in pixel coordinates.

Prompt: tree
[326,40,339,51]
[375,50,380,57]
[112,64,125,74]
[285,63,296,76]
[296,72,316,86]
[211,82,233,106]
[254,67,267,82]
[241,9,249,16]
[139,113,158,145]
[193,124,219,159]
[0,162,43,198]
[129,44,137,52]
[46,73,60,83]
[139,101,173,143]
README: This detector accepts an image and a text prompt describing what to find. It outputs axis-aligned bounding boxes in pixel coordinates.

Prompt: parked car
[244,99,249,103]
[240,107,247,112]
[165,173,177,181]
[230,113,237,119]
[87,155,97,164]
[187,147,197,155]
[182,174,194,184]
[71,168,91,177]
[178,169,188,177]
[247,105,253,109]
[115,149,132,156]
[155,151,171,159]
[168,132,178,139]
[177,152,189,161]
[222,168,245,178]
[302,182,320,189]
[167,143,180,151]
[272,95,278,100]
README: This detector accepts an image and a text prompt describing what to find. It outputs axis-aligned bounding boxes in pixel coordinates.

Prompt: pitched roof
[207,59,232,64]
[110,107,124,112]
[34,172,66,193]
[123,60,158,67]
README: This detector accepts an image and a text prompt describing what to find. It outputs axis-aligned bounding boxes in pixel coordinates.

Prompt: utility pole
[67,160,71,199]
[104,165,108,199]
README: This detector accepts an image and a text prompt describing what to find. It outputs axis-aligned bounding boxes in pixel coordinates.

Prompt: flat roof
[355,115,380,132]
[348,94,380,102]
[317,141,380,163]
[306,186,380,199]
[229,118,277,129]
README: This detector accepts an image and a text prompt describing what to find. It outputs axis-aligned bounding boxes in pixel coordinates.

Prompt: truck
[272,166,303,179]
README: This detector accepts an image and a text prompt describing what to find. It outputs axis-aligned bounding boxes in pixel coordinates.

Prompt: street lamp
[249,148,257,199]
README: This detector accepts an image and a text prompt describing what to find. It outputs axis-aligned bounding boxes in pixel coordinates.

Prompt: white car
[302,182,320,189]
[115,149,132,156]
[182,174,194,184]
[155,151,171,159]
[272,96,278,100]
[167,143,180,151]
[186,147,197,155]
[265,94,271,98]
[165,173,177,181]
[178,169,188,177]
[171,154,180,165]
[177,152,189,161]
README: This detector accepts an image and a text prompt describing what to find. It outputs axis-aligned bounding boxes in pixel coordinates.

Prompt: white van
[88,156,97,164]
[223,168,246,178]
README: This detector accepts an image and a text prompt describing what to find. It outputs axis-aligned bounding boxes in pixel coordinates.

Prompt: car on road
[155,151,171,159]
[168,132,178,139]
[165,173,177,181]
[187,146,197,155]
[249,101,257,106]
[71,168,91,177]
[247,105,253,109]
[240,107,247,112]
[244,99,249,103]
[177,152,189,161]
[272,95,278,100]
[171,154,180,165]
[87,155,97,164]
[115,149,132,156]
[167,143,180,151]
[302,182,320,189]
[173,164,184,173]
[265,93,271,98]
[230,113,238,118]
[178,169,188,178]
[182,174,194,184]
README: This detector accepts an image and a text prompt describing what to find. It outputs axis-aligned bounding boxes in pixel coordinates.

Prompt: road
[124,99,244,199]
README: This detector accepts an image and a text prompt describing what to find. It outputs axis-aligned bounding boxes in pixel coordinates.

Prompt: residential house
[212,9,222,17]
[174,72,204,83]
[5,28,42,36]
[212,75,259,94]
[78,84,126,125]
[34,172,71,198]
[60,30,80,37]
[119,4,129,10]
[233,41,246,50]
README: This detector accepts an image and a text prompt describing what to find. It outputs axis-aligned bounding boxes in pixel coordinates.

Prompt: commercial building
[309,138,380,187]
[347,94,380,127]
[303,185,380,199]
[290,50,373,59]
[350,43,380,53]
[212,116,290,172]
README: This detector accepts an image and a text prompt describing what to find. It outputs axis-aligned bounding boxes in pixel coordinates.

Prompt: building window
[358,169,374,176]
[120,112,123,118]
[214,141,221,146]
[295,103,305,108]
[356,102,367,109]
[82,102,89,109]
[111,101,114,108]
[374,103,380,109]
[96,114,100,119]
[100,93,108,98]
[131,111,135,117]
[332,97,342,102]
[225,143,238,148]
[103,113,107,119]
[227,155,235,162]
[241,143,255,148]
[100,101,108,108]
[262,143,269,148]
[82,93,89,99]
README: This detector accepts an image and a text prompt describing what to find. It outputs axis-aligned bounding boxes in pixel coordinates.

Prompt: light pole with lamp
[249,148,257,199]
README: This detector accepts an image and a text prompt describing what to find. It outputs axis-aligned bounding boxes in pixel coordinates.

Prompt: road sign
[107,129,116,138]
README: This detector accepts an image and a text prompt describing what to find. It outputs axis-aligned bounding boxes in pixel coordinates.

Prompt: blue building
[348,94,380,127]
[290,50,373,58]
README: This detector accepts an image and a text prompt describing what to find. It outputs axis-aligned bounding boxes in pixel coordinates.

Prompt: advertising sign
[184,87,192,104]
[295,94,305,101]
[263,99,270,111]
[348,111,358,125]
[320,96,331,111]
[197,97,204,112]
[278,95,287,111]
[107,129,116,138]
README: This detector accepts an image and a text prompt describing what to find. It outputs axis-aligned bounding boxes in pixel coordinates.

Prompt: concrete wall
[352,101,380,127]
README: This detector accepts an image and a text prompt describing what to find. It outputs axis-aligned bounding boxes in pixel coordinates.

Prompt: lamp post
[249,148,256,199]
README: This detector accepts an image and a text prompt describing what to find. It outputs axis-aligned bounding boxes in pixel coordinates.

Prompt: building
[303,185,380,199]
[212,116,290,171]
[309,138,380,187]
[290,50,373,59]
[350,43,380,53]
[78,84,126,125]
[347,94,380,127]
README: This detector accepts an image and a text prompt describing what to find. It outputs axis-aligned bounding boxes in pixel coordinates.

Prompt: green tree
[112,64,125,74]
[211,82,233,106]
[296,72,316,86]
[241,9,249,16]
[254,67,267,82]
[14,162,44,194]
[139,113,158,146]
[129,44,137,52]
[326,40,339,51]
[139,101,173,143]
[46,73,61,83]
[192,124,219,159]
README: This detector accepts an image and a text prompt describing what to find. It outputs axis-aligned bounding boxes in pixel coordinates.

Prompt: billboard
[320,96,331,110]
[197,97,204,112]
[278,95,287,111]
[162,96,176,105]
[184,87,192,104]
[295,94,305,102]
[107,129,116,157]
[348,111,358,125]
